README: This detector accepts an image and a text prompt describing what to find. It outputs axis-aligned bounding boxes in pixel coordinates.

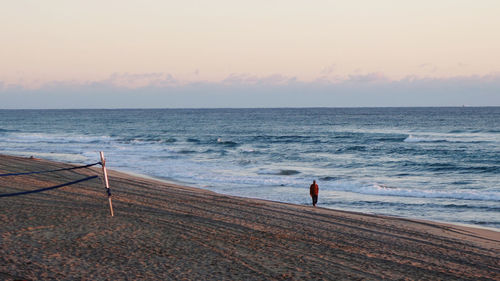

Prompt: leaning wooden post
[99,151,114,217]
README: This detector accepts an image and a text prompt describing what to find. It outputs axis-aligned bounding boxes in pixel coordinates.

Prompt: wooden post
[99,151,114,217]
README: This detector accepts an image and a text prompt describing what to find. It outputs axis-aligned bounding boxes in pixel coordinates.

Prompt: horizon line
[1,105,499,111]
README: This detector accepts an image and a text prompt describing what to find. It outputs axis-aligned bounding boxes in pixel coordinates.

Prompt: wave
[216,138,239,147]
[442,204,500,211]
[336,145,366,153]
[447,129,484,134]
[457,166,500,174]
[448,129,500,134]
[460,221,500,226]
[320,176,339,181]
[119,136,177,144]
[403,134,489,144]
[238,159,253,166]
[279,170,301,175]
[0,150,89,163]
[330,182,500,201]
[258,169,301,176]
[403,135,448,143]
[371,136,407,142]
[426,163,458,172]
[251,135,321,144]
[399,161,499,174]
[0,128,20,133]
[177,149,197,154]
[151,155,181,160]
[345,200,500,212]
[0,132,112,144]
[239,148,261,154]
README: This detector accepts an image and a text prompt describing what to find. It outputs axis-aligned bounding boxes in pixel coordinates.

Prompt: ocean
[1,107,499,229]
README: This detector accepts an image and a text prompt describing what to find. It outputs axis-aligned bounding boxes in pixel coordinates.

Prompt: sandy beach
[0,154,498,280]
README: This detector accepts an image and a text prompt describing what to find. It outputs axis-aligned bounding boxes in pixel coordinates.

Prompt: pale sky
[1,0,499,107]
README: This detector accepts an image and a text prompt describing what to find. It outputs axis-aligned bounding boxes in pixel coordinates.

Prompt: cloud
[320,64,336,75]
[222,73,259,84]
[418,63,438,73]
[103,72,178,88]
[1,73,499,108]
[346,72,388,83]
[222,73,296,85]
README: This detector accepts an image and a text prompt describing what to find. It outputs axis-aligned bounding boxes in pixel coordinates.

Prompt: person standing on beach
[310,180,319,207]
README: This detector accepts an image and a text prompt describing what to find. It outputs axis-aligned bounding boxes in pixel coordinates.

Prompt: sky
[1,0,499,108]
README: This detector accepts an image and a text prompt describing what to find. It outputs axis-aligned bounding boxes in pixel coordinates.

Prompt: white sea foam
[2,130,498,204]
[1,150,89,163]
[138,158,500,202]
[327,181,500,201]
[0,132,112,144]
[404,135,443,143]
[403,133,497,144]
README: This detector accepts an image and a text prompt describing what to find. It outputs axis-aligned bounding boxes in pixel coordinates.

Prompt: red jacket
[310,183,319,196]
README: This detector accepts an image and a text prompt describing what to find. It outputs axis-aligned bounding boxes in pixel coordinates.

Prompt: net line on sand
[0,176,98,197]
[0,154,114,216]
[0,162,102,197]
[0,162,101,177]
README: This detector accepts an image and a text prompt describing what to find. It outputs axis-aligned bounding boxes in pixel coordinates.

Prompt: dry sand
[0,154,499,280]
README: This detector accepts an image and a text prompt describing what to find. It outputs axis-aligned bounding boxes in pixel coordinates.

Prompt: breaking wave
[329,182,500,201]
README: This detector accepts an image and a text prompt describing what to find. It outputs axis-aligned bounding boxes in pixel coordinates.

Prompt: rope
[0,175,98,197]
[0,162,101,177]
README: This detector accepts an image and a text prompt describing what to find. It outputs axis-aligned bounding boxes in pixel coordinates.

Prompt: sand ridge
[0,154,499,280]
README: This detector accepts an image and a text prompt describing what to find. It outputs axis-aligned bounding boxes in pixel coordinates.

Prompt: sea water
[1,107,499,229]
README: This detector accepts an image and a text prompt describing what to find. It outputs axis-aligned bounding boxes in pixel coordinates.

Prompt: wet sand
[0,154,499,280]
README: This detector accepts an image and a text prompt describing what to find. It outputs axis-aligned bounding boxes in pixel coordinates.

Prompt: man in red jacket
[310,180,319,207]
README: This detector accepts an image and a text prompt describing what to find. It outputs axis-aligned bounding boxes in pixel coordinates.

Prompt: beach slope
[0,154,499,280]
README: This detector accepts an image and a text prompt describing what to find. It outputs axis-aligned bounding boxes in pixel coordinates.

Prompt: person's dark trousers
[312,195,318,206]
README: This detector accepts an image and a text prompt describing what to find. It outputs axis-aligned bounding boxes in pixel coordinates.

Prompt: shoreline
[1,154,499,280]
[86,159,500,234]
